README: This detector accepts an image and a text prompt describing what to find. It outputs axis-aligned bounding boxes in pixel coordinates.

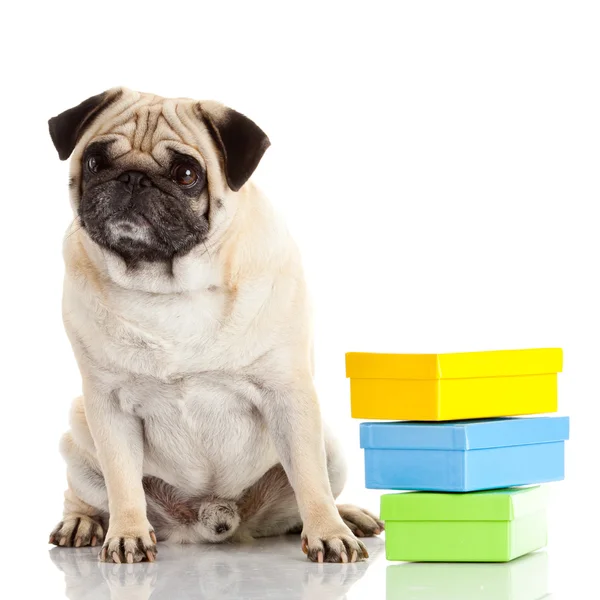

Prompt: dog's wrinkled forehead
[49,87,270,192]
[82,93,211,177]
[94,94,203,161]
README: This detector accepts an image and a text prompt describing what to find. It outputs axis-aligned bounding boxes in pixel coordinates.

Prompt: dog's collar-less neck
[75,230,224,295]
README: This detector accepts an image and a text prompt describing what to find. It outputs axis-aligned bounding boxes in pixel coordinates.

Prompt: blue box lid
[360,416,570,450]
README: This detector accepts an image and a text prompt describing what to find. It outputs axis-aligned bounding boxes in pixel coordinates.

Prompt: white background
[1,1,598,598]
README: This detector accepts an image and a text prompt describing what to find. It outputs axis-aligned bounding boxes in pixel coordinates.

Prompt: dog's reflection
[50,536,383,600]
[386,551,550,600]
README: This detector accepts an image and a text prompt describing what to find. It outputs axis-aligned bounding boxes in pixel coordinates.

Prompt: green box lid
[380,486,546,522]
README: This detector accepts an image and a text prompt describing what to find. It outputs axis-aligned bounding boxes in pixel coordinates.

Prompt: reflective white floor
[47,535,561,600]
[49,536,384,600]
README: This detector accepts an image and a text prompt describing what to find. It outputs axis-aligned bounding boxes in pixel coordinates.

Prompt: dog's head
[49,88,270,264]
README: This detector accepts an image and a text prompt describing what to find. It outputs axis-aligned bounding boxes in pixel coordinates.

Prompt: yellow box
[346,348,562,421]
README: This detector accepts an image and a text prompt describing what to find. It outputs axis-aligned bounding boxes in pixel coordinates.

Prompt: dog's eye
[172,164,199,188]
[86,155,102,174]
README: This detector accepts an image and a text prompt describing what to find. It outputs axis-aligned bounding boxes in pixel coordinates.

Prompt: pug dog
[47,88,384,564]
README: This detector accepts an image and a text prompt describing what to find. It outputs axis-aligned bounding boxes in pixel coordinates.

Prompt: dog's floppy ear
[198,101,270,192]
[48,89,122,160]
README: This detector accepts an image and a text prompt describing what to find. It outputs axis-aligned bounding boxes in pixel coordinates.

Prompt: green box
[381,486,547,563]
[386,551,549,600]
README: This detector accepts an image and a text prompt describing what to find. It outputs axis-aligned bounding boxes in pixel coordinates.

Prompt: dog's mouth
[79,196,209,264]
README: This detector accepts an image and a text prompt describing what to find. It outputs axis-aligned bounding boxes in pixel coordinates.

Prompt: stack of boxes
[345,348,569,562]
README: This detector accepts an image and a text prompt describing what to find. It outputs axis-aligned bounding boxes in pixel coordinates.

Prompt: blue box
[360,417,569,492]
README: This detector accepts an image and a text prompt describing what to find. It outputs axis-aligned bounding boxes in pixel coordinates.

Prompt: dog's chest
[118,372,277,497]
[68,279,282,496]
[79,285,235,375]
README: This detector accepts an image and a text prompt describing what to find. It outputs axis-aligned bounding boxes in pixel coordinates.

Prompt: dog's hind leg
[50,396,110,548]
[49,482,107,548]
[49,430,108,548]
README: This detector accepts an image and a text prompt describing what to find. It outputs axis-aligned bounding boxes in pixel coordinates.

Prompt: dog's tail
[197,499,241,542]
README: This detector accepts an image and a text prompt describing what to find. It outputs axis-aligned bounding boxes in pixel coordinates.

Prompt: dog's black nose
[117,171,152,189]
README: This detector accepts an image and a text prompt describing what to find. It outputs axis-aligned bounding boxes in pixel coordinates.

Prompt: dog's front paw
[301,521,369,563]
[100,521,157,564]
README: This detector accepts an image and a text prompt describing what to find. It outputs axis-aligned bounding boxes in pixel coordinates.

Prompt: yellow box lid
[345,348,563,380]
